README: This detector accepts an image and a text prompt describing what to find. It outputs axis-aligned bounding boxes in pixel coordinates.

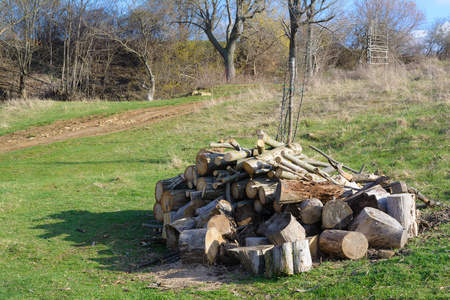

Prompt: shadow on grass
[32,209,166,272]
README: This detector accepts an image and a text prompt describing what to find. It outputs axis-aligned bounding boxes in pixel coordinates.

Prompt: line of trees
[0,0,445,101]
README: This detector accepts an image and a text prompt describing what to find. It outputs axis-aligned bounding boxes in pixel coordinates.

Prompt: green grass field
[0,63,449,299]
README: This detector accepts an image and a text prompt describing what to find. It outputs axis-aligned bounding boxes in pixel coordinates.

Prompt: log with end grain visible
[162,211,176,239]
[178,228,225,264]
[196,152,227,176]
[224,149,258,162]
[243,143,302,175]
[293,240,312,273]
[258,181,279,205]
[153,202,165,222]
[246,178,272,199]
[231,179,250,200]
[299,198,323,224]
[165,217,196,250]
[256,129,286,148]
[228,245,274,275]
[321,199,353,229]
[273,199,283,213]
[276,180,344,205]
[265,212,306,245]
[305,235,320,259]
[348,207,407,249]
[264,242,294,277]
[386,193,418,238]
[155,174,189,203]
[184,165,198,182]
[196,177,215,191]
[195,198,233,228]
[365,185,390,213]
[204,214,236,239]
[235,204,260,226]
[161,189,190,212]
[319,230,368,260]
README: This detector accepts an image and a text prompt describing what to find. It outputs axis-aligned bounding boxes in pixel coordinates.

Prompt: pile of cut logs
[152,130,436,278]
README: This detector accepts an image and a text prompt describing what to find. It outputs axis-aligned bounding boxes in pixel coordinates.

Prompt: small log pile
[152,130,436,278]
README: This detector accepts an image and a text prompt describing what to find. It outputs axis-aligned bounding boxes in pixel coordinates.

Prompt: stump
[386,193,418,238]
[264,242,294,277]
[319,230,368,260]
[265,212,306,245]
[178,228,225,264]
[348,207,407,249]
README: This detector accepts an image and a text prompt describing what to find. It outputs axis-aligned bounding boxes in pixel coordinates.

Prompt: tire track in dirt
[0,100,206,153]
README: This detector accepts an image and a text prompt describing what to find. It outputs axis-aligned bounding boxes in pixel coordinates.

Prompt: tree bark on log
[276,180,344,204]
[258,181,279,205]
[319,230,368,260]
[219,242,240,265]
[264,243,294,277]
[196,177,216,191]
[246,237,271,246]
[348,207,407,249]
[228,245,274,275]
[299,198,323,224]
[265,212,306,245]
[293,240,313,273]
[165,217,196,251]
[365,185,390,213]
[153,202,164,222]
[344,187,382,217]
[155,174,188,203]
[386,193,418,239]
[245,178,273,199]
[161,189,190,212]
[178,228,225,264]
[195,199,233,228]
[196,153,226,176]
[256,129,286,148]
[235,204,260,226]
[322,199,353,229]
[224,148,258,162]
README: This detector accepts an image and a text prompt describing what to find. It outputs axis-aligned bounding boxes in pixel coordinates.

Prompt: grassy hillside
[0,61,449,299]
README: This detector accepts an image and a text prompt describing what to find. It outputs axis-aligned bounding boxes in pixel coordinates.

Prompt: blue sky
[415,0,450,26]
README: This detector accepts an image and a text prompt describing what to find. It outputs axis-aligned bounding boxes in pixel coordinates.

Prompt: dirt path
[0,100,206,153]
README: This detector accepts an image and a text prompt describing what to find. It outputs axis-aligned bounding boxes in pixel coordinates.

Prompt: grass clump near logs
[0,61,449,299]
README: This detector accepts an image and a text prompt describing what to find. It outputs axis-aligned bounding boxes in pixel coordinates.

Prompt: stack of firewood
[152,129,434,278]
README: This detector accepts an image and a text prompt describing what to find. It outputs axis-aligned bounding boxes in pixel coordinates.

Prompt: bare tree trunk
[19,71,27,99]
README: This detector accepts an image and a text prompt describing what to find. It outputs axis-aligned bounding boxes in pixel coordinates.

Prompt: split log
[195,198,233,227]
[246,237,271,246]
[231,179,250,200]
[228,245,274,275]
[258,181,279,205]
[293,240,313,273]
[178,228,225,264]
[204,214,236,239]
[348,207,407,249]
[161,190,190,212]
[155,175,188,202]
[243,143,302,175]
[386,193,418,238]
[299,198,323,224]
[162,211,176,239]
[319,230,368,260]
[276,180,344,204]
[305,235,319,259]
[322,199,353,229]
[265,212,306,245]
[365,185,390,213]
[153,202,164,222]
[264,242,294,277]
[184,165,198,182]
[165,217,196,251]
[235,204,260,226]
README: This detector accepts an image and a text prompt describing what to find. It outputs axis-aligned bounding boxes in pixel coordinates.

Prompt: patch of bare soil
[0,101,206,153]
[419,208,450,232]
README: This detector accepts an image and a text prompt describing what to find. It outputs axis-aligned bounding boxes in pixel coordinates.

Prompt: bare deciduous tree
[425,18,450,59]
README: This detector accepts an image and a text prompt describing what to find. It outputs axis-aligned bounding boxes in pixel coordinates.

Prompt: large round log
[184,165,198,182]
[386,193,418,239]
[348,207,407,249]
[265,212,306,245]
[161,189,190,212]
[258,181,279,205]
[155,174,188,203]
[178,228,225,264]
[322,199,353,229]
[319,229,368,260]
[299,198,323,224]
[196,152,226,176]
[228,245,274,275]
[204,214,236,240]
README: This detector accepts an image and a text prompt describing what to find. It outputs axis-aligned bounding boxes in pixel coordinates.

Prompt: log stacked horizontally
[151,130,433,277]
